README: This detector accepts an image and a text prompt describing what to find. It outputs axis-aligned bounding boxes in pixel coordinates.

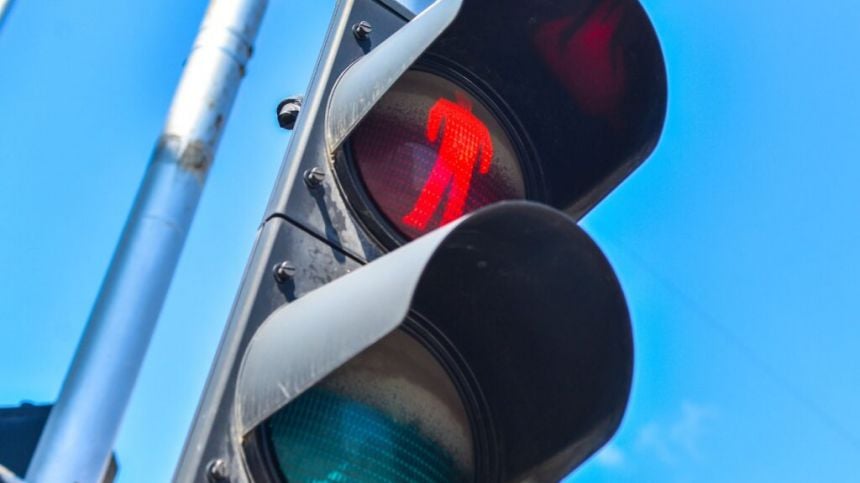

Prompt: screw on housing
[276,97,303,130]
[353,20,373,40]
[303,167,326,188]
[273,261,297,283]
[206,458,228,481]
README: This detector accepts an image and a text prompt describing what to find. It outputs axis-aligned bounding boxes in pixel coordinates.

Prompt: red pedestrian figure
[402,93,494,231]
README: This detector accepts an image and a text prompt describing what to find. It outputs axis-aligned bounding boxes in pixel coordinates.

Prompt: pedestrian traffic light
[175,0,665,481]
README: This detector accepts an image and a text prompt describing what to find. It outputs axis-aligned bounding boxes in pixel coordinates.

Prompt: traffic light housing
[0,404,52,478]
[176,0,666,481]
[0,404,118,482]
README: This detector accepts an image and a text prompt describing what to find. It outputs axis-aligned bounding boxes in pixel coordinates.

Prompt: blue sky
[1,0,859,482]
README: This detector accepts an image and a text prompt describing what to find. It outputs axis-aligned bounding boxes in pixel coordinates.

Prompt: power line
[606,239,860,451]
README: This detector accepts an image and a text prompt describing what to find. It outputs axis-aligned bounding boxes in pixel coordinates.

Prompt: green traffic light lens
[268,388,466,483]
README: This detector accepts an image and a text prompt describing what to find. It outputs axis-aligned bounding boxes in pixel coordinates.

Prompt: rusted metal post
[25,1,268,481]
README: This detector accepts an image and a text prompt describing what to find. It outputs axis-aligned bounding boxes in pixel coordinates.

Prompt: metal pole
[25,1,268,481]
[0,0,15,32]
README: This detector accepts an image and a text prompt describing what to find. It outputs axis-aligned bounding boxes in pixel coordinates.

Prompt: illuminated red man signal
[402,93,494,231]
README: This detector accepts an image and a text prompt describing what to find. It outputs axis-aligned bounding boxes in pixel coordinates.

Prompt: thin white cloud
[670,401,715,458]
[637,421,677,464]
[636,400,716,465]
[594,442,626,468]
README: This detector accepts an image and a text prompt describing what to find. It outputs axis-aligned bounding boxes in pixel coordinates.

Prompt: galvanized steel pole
[0,0,15,32]
[26,1,268,481]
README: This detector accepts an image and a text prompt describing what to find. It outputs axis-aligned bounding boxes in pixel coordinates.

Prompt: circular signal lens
[266,330,474,483]
[350,70,526,240]
[268,389,462,483]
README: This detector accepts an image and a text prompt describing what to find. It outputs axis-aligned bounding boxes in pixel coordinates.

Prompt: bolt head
[273,261,297,283]
[353,20,373,40]
[207,459,228,481]
[304,167,326,188]
[276,97,303,130]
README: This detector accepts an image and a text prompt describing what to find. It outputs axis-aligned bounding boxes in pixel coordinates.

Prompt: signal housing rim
[333,60,544,252]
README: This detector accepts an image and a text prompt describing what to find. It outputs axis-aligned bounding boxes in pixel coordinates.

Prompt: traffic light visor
[236,202,632,481]
[423,0,667,216]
